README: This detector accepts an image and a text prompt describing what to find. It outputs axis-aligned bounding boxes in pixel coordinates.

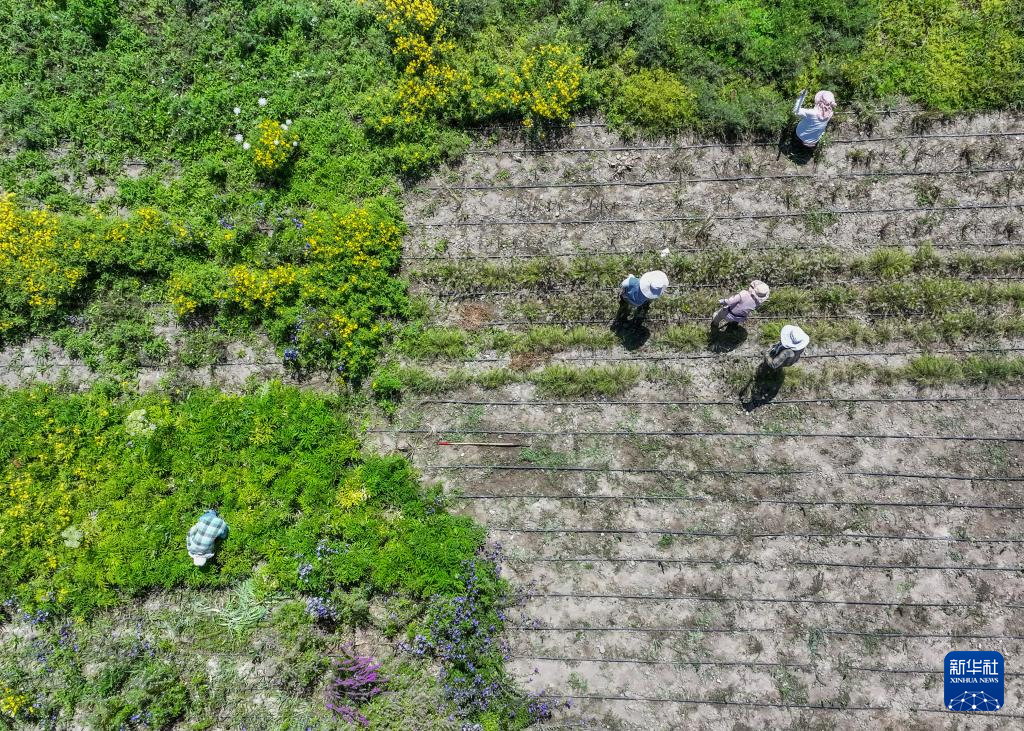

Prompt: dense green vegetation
[0,384,534,727]
[2,0,1022,379]
[1,1,1023,727]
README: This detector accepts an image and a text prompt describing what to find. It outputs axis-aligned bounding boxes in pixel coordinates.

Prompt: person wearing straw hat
[186,509,228,567]
[763,324,810,371]
[792,89,836,148]
[712,280,770,330]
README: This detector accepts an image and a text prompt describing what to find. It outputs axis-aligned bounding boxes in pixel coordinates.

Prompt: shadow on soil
[611,300,651,350]
[776,125,816,166]
[739,362,785,411]
[707,323,748,353]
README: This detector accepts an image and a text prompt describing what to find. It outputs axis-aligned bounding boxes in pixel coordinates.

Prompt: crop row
[398,314,1024,360]
[411,170,1020,223]
[410,246,1024,290]
[387,355,1024,397]
[443,279,1024,325]
[424,163,1021,193]
[477,278,1024,319]
[406,214,1022,258]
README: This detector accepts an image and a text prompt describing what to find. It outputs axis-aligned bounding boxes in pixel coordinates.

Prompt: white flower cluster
[233,99,295,152]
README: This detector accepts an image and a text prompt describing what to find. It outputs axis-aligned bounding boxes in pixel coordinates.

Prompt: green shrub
[0,384,487,615]
[89,659,189,730]
[371,363,405,415]
[603,67,697,135]
[168,261,228,320]
[65,0,118,44]
[850,0,1024,110]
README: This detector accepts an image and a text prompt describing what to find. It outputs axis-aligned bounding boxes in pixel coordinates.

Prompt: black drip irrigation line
[456,494,1024,511]
[514,656,1021,676]
[525,592,1024,609]
[423,464,1024,483]
[402,239,1023,260]
[0,361,284,371]
[452,346,1024,364]
[539,693,1024,718]
[424,275,1024,298]
[475,310,1010,326]
[419,395,1024,406]
[424,165,1019,191]
[458,108,930,133]
[492,527,1024,543]
[409,201,1024,227]
[374,427,1024,443]
[509,556,1024,571]
[510,625,1024,641]
[462,129,1024,156]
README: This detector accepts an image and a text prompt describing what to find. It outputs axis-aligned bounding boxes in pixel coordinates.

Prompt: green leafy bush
[0,384,487,615]
[850,0,1024,111]
[602,67,697,135]
[65,0,118,44]
[89,659,189,729]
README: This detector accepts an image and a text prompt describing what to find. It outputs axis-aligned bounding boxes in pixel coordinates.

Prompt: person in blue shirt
[615,270,668,324]
[793,89,836,148]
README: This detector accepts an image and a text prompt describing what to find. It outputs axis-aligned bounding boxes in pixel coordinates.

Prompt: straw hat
[780,325,810,350]
[639,270,669,300]
[749,280,770,302]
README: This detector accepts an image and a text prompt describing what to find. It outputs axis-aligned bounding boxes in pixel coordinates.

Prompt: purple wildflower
[305,596,336,622]
[325,645,387,727]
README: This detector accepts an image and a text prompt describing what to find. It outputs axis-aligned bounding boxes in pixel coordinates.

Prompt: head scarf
[814,91,836,121]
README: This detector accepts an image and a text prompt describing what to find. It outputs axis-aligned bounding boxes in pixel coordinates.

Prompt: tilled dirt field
[375,111,1024,729]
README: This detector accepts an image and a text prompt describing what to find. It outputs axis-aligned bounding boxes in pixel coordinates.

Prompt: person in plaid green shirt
[186,510,228,566]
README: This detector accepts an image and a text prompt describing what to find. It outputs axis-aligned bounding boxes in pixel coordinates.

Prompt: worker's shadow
[707,323,747,353]
[611,301,651,351]
[777,126,815,166]
[739,363,785,412]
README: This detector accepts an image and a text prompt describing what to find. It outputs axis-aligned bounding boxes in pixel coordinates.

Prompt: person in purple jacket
[712,280,770,331]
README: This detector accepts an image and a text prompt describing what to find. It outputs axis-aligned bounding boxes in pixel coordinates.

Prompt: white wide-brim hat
[639,270,669,300]
[191,553,210,566]
[780,324,810,350]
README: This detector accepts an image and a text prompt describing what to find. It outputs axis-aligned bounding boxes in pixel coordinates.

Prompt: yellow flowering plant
[249,119,299,173]
[278,202,407,377]
[221,263,300,311]
[0,194,87,337]
[472,43,586,129]
[167,261,228,319]
[0,686,34,721]
[361,0,464,123]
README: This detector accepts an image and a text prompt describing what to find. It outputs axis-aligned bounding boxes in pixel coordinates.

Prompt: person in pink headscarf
[792,89,836,148]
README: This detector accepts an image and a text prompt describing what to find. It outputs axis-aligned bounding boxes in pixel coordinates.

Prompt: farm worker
[763,325,809,371]
[712,280,770,330]
[186,509,228,566]
[615,270,669,325]
[792,90,836,148]
[619,270,669,309]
